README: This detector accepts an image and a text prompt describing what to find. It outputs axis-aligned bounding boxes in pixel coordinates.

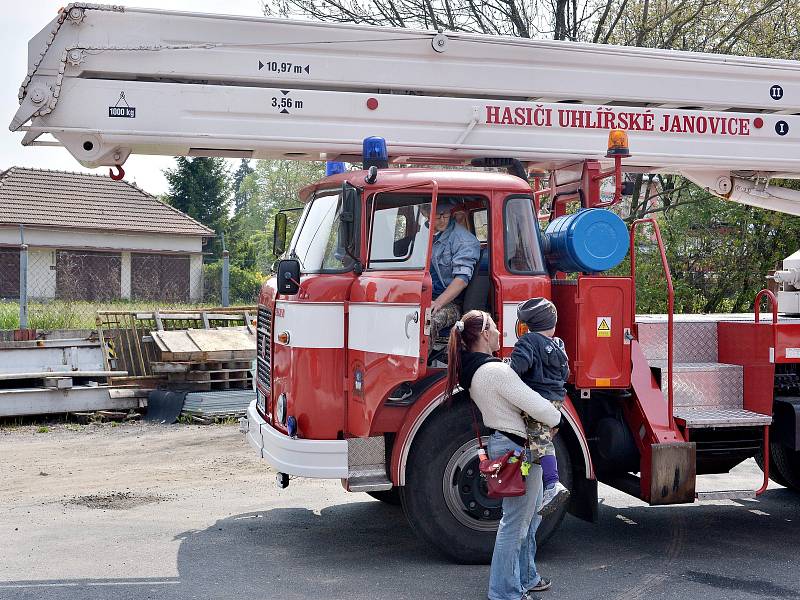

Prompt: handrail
[753,289,778,495]
[756,425,770,496]
[754,288,779,363]
[630,218,675,428]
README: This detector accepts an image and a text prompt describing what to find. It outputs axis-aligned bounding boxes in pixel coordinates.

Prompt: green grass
[0,302,17,330]
[0,300,238,331]
[36,426,49,434]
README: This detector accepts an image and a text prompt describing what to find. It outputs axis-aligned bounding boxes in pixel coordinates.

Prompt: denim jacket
[431,220,481,295]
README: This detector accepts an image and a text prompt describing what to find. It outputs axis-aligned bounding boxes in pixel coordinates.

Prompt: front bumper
[241,400,348,478]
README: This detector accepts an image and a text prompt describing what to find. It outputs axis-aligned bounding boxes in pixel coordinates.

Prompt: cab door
[346,183,438,437]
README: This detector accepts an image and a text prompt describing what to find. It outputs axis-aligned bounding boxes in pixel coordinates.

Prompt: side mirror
[276,259,301,295]
[273,212,288,257]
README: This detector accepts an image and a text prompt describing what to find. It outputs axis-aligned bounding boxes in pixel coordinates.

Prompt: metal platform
[696,489,756,501]
[0,337,106,376]
[638,321,719,363]
[0,385,143,417]
[183,389,255,418]
[649,361,744,409]
[673,407,772,428]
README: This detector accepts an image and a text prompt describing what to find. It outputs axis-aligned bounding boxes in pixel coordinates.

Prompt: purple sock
[541,455,559,489]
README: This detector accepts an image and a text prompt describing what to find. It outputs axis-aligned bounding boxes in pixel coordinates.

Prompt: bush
[203,261,266,305]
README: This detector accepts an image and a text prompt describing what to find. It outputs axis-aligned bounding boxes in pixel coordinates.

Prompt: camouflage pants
[430,301,462,340]
[525,398,563,460]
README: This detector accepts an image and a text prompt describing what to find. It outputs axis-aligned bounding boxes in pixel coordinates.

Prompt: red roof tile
[0,167,214,237]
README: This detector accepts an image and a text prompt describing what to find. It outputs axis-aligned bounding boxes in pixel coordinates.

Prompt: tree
[264,0,799,44]
[224,159,325,275]
[164,157,231,258]
[595,0,798,56]
[232,158,255,214]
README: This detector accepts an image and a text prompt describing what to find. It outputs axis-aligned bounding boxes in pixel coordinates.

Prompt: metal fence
[0,244,244,331]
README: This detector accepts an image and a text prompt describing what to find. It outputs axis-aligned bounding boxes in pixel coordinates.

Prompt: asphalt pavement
[1,423,798,600]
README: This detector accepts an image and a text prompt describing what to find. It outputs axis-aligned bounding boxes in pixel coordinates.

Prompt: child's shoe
[538,481,569,516]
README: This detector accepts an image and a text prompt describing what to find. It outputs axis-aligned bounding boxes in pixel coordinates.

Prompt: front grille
[257,306,272,390]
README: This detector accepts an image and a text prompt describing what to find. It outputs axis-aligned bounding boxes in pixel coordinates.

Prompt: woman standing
[445,310,562,600]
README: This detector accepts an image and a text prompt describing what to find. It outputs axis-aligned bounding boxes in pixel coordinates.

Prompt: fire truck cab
[247,162,579,557]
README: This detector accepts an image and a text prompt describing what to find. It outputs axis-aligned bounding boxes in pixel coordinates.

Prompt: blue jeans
[487,432,544,600]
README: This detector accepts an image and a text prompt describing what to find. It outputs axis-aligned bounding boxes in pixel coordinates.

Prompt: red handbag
[470,404,527,498]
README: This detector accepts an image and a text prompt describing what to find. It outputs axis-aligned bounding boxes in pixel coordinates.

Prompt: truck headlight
[277,393,287,425]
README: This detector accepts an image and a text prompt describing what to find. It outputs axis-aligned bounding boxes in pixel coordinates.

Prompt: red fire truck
[12,5,800,564]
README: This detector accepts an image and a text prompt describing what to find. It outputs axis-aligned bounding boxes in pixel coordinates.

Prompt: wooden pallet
[163,360,253,392]
[150,328,256,362]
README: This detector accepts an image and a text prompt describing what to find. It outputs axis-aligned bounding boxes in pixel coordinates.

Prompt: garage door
[56,251,121,301]
[0,248,20,299]
[131,253,190,302]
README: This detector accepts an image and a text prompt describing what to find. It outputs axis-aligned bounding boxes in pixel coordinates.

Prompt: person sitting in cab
[428,198,481,335]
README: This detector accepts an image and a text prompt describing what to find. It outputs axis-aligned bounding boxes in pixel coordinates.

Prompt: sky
[3,1,269,196]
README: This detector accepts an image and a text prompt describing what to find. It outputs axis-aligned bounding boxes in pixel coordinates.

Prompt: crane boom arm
[11,4,800,214]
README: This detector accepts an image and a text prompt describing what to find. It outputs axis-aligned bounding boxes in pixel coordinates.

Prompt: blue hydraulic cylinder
[544,208,629,273]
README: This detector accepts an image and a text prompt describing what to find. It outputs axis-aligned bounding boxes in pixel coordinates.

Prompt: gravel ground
[1,421,798,600]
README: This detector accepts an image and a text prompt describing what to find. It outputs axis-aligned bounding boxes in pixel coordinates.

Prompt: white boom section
[10,4,800,214]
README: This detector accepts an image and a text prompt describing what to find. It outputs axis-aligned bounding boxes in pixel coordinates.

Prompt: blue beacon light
[286,416,298,438]
[325,161,346,176]
[362,136,389,169]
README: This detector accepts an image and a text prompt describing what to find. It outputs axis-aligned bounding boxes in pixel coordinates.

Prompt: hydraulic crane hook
[109,165,125,180]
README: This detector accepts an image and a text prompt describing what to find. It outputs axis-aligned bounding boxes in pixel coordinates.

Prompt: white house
[0,167,214,302]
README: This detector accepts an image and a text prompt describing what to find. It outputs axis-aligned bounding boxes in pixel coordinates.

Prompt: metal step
[650,360,743,409]
[346,436,392,492]
[674,407,772,428]
[345,468,393,492]
[696,489,756,501]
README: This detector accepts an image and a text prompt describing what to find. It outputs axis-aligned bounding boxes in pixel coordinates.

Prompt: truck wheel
[770,442,800,492]
[367,489,402,505]
[755,444,790,488]
[400,401,571,564]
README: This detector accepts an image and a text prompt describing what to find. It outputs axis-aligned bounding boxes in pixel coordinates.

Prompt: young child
[509,297,570,516]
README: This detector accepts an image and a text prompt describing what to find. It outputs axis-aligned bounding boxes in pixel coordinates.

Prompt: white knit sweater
[469,362,562,438]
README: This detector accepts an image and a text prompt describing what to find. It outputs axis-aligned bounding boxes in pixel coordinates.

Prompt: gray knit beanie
[517,297,557,332]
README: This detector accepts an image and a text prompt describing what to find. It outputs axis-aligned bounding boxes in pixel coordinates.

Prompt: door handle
[405,310,419,339]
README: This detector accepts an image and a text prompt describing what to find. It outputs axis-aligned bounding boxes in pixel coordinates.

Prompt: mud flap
[649,442,696,505]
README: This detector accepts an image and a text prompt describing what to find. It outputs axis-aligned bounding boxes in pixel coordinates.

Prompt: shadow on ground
[3,488,800,600]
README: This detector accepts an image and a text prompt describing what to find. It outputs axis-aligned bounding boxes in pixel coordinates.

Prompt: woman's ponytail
[444,310,490,405]
[444,321,464,405]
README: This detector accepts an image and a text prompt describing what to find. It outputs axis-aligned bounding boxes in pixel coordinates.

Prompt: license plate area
[256,387,268,418]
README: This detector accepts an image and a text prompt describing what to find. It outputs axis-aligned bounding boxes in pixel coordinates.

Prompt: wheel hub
[442,437,502,531]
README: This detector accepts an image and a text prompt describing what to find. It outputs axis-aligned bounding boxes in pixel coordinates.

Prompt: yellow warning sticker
[597,317,612,338]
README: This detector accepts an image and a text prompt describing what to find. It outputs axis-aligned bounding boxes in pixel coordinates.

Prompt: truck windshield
[288,189,356,273]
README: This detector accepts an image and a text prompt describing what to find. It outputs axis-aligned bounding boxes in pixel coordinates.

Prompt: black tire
[755,443,791,488]
[367,488,402,505]
[770,442,800,492]
[400,401,571,564]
